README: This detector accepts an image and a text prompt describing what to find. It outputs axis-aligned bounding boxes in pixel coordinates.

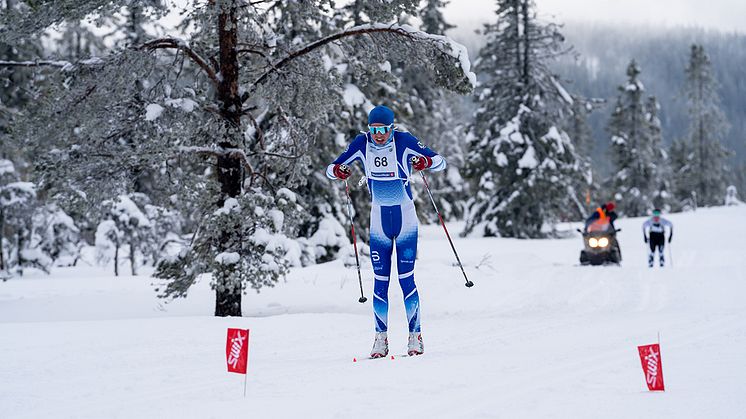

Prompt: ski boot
[407,332,424,356]
[370,332,388,358]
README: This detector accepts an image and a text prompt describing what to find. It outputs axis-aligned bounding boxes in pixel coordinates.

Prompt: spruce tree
[680,44,731,207]
[404,0,468,222]
[644,96,671,209]
[464,0,587,237]
[606,60,667,216]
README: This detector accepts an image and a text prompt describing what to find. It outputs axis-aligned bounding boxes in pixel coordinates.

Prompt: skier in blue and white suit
[326,105,445,358]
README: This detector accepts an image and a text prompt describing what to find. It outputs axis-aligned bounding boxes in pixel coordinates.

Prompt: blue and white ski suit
[326,130,446,333]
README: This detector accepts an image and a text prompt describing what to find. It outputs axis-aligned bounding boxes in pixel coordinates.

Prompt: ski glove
[411,155,432,172]
[333,164,351,180]
[668,235,672,243]
[644,236,648,243]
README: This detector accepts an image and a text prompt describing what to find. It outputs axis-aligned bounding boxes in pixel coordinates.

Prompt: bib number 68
[374,157,388,167]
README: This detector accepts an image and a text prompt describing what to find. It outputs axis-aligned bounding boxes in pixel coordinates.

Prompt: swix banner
[226,328,250,374]
[637,343,665,391]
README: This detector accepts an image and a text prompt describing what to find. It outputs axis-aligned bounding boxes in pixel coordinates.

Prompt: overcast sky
[444,0,746,34]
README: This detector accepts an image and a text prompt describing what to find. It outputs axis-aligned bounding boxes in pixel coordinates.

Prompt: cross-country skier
[642,209,673,267]
[326,105,446,358]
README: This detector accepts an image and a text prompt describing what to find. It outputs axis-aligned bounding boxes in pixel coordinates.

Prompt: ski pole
[668,242,673,268]
[344,179,367,303]
[417,169,474,288]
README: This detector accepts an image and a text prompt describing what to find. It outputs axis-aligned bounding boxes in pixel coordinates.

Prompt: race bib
[366,139,400,181]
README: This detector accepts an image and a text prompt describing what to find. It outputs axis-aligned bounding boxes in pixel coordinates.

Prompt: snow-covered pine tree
[644,95,672,209]
[678,44,731,207]
[668,137,697,210]
[94,193,180,276]
[402,0,469,223]
[463,0,587,238]
[0,159,48,276]
[606,60,667,217]
[2,1,474,316]
[32,204,82,267]
[724,185,742,206]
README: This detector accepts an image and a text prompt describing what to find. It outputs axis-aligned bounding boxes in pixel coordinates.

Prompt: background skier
[642,209,674,267]
[326,105,446,358]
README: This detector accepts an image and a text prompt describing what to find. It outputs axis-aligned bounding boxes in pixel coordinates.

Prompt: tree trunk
[16,230,23,276]
[0,208,5,271]
[214,1,243,317]
[513,0,521,86]
[130,241,137,276]
[114,240,119,277]
[521,0,530,87]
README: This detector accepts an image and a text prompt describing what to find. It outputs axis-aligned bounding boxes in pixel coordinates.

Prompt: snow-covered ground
[2,206,745,418]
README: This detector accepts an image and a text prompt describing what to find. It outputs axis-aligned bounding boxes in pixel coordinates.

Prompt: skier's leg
[648,238,655,267]
[659,242,665,267]
[396,201,420,333]
[370,205,394,333]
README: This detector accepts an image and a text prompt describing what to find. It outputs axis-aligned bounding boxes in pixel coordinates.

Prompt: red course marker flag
[637,343,665,391]
[226,328,250,374]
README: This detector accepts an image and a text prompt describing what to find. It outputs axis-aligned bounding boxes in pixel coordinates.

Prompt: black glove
[644,236,648,243]
[668,235,672,243]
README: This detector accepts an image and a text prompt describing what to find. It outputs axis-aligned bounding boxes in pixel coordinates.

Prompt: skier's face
[369,123,393,145]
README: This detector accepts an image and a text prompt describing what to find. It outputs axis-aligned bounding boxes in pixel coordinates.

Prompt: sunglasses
[368,124,393,135]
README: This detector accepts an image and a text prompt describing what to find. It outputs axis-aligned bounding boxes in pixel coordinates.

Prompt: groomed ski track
[1,206,745,418]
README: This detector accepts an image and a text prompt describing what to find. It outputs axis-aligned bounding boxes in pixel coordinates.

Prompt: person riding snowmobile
[579,202,622,264]
[584,202,618,233]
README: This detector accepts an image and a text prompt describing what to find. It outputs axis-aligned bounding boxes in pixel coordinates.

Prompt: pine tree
[463,0,587,237]
[668,137,697,210]
[679,44,731,207]
[644,96,671,209]
[395,0,468,223]
[606,60,667,217]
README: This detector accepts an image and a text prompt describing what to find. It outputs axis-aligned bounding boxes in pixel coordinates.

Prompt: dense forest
[1,1,742,315]
[449,22,746,184]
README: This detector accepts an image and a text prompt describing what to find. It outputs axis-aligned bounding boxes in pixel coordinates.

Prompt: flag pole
[243,329,249,397]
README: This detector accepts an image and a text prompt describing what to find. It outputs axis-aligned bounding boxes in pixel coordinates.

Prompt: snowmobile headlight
[598,237,610,247]
[588,237,599,248]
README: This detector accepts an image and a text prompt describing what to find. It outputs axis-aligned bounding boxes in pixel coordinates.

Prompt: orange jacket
[587,207,611,232]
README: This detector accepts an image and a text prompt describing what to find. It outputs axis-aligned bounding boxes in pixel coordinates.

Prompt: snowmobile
[577,229,622,266]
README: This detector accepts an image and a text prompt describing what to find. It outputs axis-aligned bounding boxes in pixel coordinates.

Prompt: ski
[352,353,420,363]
